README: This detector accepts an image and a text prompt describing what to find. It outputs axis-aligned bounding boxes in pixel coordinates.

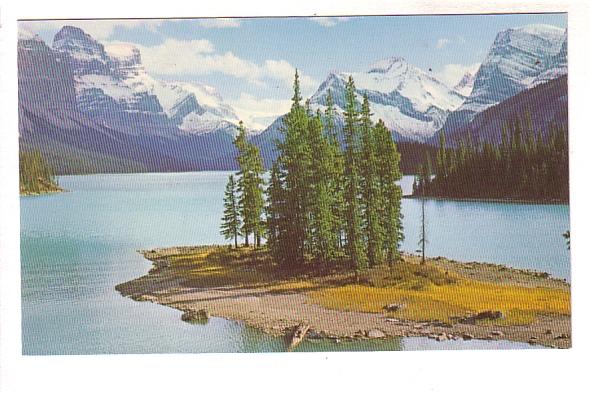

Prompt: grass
[150,246,570,326]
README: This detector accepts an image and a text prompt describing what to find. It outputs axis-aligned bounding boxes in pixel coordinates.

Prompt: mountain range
[18,23,568,174]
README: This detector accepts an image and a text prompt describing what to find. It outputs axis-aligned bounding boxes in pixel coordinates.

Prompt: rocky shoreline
[116,248,571,350]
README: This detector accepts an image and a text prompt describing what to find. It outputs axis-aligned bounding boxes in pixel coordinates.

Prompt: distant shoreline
[116,246,571,349]
[403,194,569,206]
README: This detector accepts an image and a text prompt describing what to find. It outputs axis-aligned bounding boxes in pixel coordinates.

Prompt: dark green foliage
[19,150,61,195]
[416,117,568,202]
[263,73,404,272]
[309,110,340,261]
[220,175,241,248]
[360,94,383,267]
[343,76,367,271]
[268,70,314,265]
[234,121,266,247]
[374,120,404,265]
[266,163,288,262]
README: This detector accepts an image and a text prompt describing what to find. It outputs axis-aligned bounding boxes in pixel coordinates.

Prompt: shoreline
[20,188,65,197]
[116,247,571,349]
[403,194,569,206]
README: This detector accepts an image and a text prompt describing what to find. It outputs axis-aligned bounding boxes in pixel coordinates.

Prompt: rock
[545,329,553,335]
[383,303,405,312]
[555,333,570,340]
[462,333,474,340]
[366,329,386,339]
[288,324,310,350]
[385,318,399,323]
[435,333,448,342]
[491,330,504,337]
[134,294,158,302]
[306,329,324,340]
[181,309,209,323]
[475,311,504,320]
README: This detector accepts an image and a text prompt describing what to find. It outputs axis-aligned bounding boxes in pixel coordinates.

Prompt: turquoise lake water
[21,172,567,355]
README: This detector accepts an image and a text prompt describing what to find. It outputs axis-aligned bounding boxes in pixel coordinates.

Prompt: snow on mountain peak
[105,43,141,63]
[18,27,40,41]
[442,23,567,133]
[309,57,465,140]
[453,71,476,96]
[48,26,242,137]
[516,24,565,37]
[368,57,408,74]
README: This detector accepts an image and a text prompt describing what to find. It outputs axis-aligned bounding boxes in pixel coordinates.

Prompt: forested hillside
[20,150,63,195]
[414,114,568,202]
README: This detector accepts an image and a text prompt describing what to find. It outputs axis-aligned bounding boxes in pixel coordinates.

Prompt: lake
[21,172,567,355]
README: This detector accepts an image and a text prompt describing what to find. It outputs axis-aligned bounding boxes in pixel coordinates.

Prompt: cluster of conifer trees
[19,150,61,194]
[221,72,405,272]
[414,113,568,202]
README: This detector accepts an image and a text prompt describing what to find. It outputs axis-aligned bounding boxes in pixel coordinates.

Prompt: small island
[19,150,63,196]
[116,246,570,349]
[117,74,570,350]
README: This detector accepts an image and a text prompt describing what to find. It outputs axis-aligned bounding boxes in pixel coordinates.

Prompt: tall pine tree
[220,175,241,248]
[234,121,265,247]
[374,119,404,265]
[343,76,367,271]
[274,70,314,264]
[360,94,383,267]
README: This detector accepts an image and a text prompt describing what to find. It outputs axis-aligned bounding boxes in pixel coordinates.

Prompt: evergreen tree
[415,117,568,202]
[418,163,427,264]
[374,119,404,265]
[309,110,339,261]
[360,94,383,267]
[274,70,314,265]
[234,121,265,247]
[436,130,447,179]
[266,162,288,262]
[19,150,60,194]
[220,175,241,248]
[324,89,346,249]
[343,76,367,271]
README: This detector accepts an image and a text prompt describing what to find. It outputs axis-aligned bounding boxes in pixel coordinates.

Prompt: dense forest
[414,112,569,202]
[19,150,63,195]
[221,72,405,272]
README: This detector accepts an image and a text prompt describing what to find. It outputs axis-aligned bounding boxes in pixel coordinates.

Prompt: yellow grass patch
[309,278,570,325]
[146,246,570,326]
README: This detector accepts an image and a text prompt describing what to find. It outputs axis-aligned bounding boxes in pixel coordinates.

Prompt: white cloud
[122,39,316,91]
[309,17,350,28]
[19,19,164,41]
[198,18,240,29]
[228,93,292,130]
[436,38,451,49]
[435,63,481,88]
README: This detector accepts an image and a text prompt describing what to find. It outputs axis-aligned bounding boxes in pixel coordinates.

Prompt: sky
[20,13,566,129]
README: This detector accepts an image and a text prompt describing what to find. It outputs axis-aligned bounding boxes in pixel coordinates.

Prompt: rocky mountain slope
[443,24,567,134]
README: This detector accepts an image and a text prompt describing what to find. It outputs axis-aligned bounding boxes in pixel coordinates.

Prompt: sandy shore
[116,248,571,349]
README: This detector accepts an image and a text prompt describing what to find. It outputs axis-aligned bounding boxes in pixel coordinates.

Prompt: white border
[2,1,590,392]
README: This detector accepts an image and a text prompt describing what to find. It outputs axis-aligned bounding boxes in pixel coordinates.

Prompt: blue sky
[21,13,566,129]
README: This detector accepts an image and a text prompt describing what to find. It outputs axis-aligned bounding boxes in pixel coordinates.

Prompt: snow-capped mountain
[531,29,567,87]
[52,26,241,137]
[308,57,466,140]
[453,72,476,97]
[443,24,567,133]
